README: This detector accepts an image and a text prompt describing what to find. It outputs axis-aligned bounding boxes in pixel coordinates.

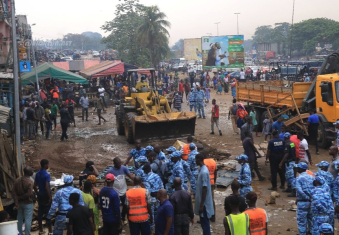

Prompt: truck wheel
[318,122,331,149]
[124,112,136,144]
[116,107,125,135]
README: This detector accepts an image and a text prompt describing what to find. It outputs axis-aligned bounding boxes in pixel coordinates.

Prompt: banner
[201,35,244,69]
[20,61,31,73]
[184,38,202,61]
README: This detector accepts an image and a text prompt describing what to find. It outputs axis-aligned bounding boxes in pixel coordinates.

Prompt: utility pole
[289,0,296,59]
[214,22,220,36]
[10,0,23,169]
[30,24,39,91]
[234,13,241,35]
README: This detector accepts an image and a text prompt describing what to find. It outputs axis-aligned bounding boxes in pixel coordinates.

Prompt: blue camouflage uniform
[180,159,191,191]
[129,147,146,168]
[135,156,148,182]
[311,176,334,235]
[47,175,84,235]
[167,152,185,194]
[315,161,334,195]
[156,151,166,161]
[332,161,339,222]
[296,163,314,235]
[283,133,296,189]
[236,155,252,198]
[195,89,205,118]
[187,149,199,194]
[188,88,197,112]
[319,223,334,234]
[144,171,164,230]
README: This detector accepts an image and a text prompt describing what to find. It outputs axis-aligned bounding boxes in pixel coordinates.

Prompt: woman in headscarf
[86,175,100,235]
[231,78,237,98]
[236,103,248,129]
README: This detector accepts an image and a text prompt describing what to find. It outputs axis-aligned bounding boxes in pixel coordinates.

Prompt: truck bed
[236,81,312,108]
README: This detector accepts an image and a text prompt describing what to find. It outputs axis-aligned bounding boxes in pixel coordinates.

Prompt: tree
[101,0,151,67]
[137,5,171,67]
[171,39,184,58]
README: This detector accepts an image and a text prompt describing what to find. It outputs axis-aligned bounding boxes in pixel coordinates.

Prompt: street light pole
[30,24,39,91]
[289,0,296,59]
[214,22,220,36]
[10,0,23,170]
[234,13,240,35]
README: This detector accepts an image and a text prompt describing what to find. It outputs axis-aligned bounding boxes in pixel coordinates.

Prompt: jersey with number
[99,186,121,223]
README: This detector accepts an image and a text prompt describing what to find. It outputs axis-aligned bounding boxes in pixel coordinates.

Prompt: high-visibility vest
[182,144,190,161]
[244,208,267,235]
[204,158,216,184]
[126,188,149,222]
[306,170,315,177]
[226,213,250,235]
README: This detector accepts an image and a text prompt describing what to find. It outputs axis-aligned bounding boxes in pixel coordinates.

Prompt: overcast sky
[16,0,339,46]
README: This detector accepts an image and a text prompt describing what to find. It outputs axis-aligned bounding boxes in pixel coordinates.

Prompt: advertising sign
[184,38,202,60]
[20,61,31,73]
[201,35,244,69]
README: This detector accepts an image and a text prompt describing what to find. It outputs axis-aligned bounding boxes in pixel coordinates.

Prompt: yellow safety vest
[226,213,250,235]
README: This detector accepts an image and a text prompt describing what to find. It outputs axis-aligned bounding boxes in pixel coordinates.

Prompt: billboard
[184,38,202,60]
[201,35,244,69]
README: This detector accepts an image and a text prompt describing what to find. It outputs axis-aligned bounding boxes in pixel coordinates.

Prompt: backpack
[231,104,237,115]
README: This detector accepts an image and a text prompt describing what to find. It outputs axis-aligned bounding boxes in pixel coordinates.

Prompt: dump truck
[115,69,196,144]
[237,52,339,148]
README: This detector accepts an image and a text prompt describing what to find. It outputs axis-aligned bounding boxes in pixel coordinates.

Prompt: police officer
[143,164,164,231]
[164,146,176,182]
[166,151,185,195]
[295,162,314,235]
[188,88,197,113]
[332,161,339,222]
[195,86,206,119]
[311,176,334,235]
[236,154,253,198]
[266,130,286,191]
[279,132,296,193]
[135,156,148,182]
[315,161,334,195]
[148,151,166,182]
[125,140,146,167]
[145,145,154,158]
[187,143,199,195]
[47,175,84,235]
[179,150,192,191]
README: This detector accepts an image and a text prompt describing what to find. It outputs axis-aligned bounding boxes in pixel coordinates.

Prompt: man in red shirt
[179,80,184,97]
[211,99,222,136]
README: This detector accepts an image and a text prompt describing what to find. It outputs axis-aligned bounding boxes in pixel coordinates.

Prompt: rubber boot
[283,186,292,193]
[287,189,296,197]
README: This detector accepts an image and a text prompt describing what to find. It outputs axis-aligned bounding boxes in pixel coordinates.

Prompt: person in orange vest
[244,191,268,235]
[125,176,152,235]
[181,136,194,161]
[204,155,217,222]
[50,86,59,104]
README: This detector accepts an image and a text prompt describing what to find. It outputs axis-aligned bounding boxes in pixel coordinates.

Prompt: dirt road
[27,79,334,234]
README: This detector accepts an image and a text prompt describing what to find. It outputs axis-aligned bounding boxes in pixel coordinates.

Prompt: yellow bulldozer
[115,69,196,144]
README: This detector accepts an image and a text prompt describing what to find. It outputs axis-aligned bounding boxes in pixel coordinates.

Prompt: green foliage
[136,5,171,66]
[101,0,151,68]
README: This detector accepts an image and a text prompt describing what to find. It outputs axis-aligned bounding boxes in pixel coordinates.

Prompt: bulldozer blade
[133,116,196,142]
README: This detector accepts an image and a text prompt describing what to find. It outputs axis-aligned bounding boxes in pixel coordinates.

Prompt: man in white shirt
[297,131,312,165]
[79,93,89,121]
[98,84,107,108]
[239,69,246,82]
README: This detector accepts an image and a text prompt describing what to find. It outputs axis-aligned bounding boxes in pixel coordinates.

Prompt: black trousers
[35,120,44,134]
[269,156,286,187]
[119,194,127,221]
[174,214,189,235]
[103,221,120,235]
[308,129,319,152]
[60,121,68,140]
[249,161,263,179]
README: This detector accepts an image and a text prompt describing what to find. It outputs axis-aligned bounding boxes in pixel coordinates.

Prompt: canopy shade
[21,63,88,85]
[79,60,124,78]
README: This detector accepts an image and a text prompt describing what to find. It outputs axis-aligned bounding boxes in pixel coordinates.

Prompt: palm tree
[137,6,171,67]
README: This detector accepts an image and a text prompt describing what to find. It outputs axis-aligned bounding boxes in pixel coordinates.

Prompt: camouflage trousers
[312,214,332,235]
[240,186,252,198]
[297,202,313,235]
[53,215,67,235]
[285,161,295,188]
[150,197,159,231]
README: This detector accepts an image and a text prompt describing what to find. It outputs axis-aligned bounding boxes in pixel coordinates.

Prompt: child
[250,107,260,137]
[262,114,271,142]
[217,82,223,95]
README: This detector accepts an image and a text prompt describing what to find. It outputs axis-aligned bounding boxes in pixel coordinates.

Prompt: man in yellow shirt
[135,76,149,91]
[82,181,97,235]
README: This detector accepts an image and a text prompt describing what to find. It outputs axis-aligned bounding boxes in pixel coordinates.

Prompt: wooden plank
[0,161,15,181]
[0,139,9,198]
[284,113,310,126]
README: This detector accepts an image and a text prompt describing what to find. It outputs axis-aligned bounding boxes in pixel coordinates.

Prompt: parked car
[92,51,100,57]
[61,57,73,61]
[229,71,241,80]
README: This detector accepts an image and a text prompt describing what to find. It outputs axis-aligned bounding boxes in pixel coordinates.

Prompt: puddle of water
[72,127,117,138]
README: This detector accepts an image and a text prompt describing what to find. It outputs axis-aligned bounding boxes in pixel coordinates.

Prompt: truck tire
[124,112,136,144]
[318,122,331,149]
[116,107,125,135]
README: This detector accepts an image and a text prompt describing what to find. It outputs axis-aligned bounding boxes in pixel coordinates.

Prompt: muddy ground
[26,76,336,234]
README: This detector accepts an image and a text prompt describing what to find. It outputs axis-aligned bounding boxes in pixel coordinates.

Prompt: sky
[16,0,339,46]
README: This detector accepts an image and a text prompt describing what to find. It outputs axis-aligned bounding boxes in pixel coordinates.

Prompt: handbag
[21,177,37,203]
